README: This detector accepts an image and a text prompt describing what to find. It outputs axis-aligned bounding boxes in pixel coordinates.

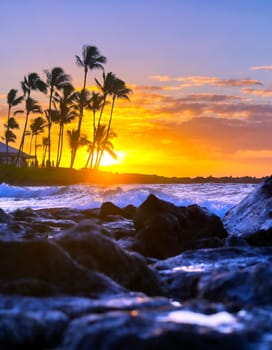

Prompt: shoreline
[0,165,264,186]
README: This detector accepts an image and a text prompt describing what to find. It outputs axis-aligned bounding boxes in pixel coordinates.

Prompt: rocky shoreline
[0,177,272,349]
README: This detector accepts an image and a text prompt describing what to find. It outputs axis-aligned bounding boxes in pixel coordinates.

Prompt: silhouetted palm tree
[44,67,71,165]
[71,45,106,168]
[68,88,93,167]
[29,116,46,164]
[67,128,89,168]
[2,118,20,165]
[93,124,117,169]
[17,73,47,165]
[95,72,131,169]
[42,137,49,167]
[52,84,77,167]
[85,92,104,168]
[5,89,23,164]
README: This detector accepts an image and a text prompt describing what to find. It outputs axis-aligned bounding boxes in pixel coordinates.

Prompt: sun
[99,151,125,167]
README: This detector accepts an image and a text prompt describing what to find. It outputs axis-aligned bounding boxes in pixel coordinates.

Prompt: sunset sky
[1,0,272,177]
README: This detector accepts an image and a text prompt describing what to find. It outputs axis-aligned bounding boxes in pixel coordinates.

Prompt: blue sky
[0,0,272,176]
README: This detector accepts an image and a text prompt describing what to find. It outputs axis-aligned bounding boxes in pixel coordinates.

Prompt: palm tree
[29,116,47,164]
[93,124,117,170]
[67,128,89,168]
[17,73,47,165]
[44,67,71,165]
[5,89,23,164]
[52,84,77,167]
[68,88,93,167]
[41,137,49,167]
[85,92,104,168]
[2,118,20,164]
[71,45,106,168]
[94,72,131,169]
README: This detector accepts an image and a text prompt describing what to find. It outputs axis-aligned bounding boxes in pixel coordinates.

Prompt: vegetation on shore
[0,165,263,186]
[2,45,132,170]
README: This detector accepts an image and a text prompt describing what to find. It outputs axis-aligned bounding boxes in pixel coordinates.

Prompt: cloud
[149,75,173,82]
[176,93,242,103]
[119,85,272,124]
[250,65,272,71]
[165,116,272,154]
[149,75,263,88]
[242,88,272,97]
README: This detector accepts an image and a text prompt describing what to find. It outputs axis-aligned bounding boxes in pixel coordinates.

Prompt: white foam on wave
[0,183,256,215]
[158,310,240,333]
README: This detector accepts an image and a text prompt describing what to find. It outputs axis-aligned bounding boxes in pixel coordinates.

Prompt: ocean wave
[0,183,256,216]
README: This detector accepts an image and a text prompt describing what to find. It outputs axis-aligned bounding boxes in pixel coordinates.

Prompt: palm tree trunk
[47,89,53,166]
[56,124,62,167]
[71,68,88,168]
[6,106,11,165]
[93,95,107,169]
[96,95,116,169]
[58,126,64,167]
[86,111,97,169]
[34,134,38,165]
[29,134,34,156]
[17,110,30,166]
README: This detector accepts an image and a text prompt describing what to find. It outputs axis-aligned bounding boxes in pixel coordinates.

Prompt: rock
[223,177,272,239]
[134,194,227,259]
[154,246,272,304]
[0,309,68,349]
[0,240,124,296]
[55,220,166,296]
[198,263,272,308]
[60,308,255,350]
[245,228,272,246]
[0,208,10,223]
[100,201,135,219]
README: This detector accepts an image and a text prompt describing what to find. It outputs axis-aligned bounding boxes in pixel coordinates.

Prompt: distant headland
[0,165,264,186]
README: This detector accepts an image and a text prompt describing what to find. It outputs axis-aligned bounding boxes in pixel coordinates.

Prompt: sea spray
[0,182,256,217]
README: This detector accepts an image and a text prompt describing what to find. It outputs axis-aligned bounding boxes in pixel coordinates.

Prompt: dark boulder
[0,309,68,349]
[223,177,272,241]
[55,220,166,296]
[134,194,227,259]
[0,208,10,223]
[0,240,124,296]
[198,263,272,308]
[100,201,136,219]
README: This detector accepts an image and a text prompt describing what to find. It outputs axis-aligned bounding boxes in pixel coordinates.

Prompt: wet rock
[0,240,124,296]
[12,207,37,221]
[198,263,272,308]
[100,201,135,219]
[0,309,68,349]
[60,309,255,350]
[55,220,165,296]
[223,176,272,239]
[154,247,272,304]
[134,194,227,259]
[0,208,10,223]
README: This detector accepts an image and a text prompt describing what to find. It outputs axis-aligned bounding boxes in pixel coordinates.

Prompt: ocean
[0,182,256,217]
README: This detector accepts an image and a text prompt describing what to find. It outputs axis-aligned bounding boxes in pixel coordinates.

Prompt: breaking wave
[0,182,256,217]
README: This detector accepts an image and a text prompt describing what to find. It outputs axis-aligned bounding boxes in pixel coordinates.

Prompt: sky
[1,0,272,177]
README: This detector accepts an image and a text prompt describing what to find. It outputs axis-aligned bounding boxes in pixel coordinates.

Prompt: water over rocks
[224,176,272,243]
[0,179,271,349]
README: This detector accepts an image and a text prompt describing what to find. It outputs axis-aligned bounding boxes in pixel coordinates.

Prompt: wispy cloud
[250,65,272,71]
[242,88,272,97]
[149,75,263,88]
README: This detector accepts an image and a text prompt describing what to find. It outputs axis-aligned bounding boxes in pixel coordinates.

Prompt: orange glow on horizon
[1,78,272,178]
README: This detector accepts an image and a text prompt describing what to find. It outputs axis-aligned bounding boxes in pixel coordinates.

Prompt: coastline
[0,165,264,186]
